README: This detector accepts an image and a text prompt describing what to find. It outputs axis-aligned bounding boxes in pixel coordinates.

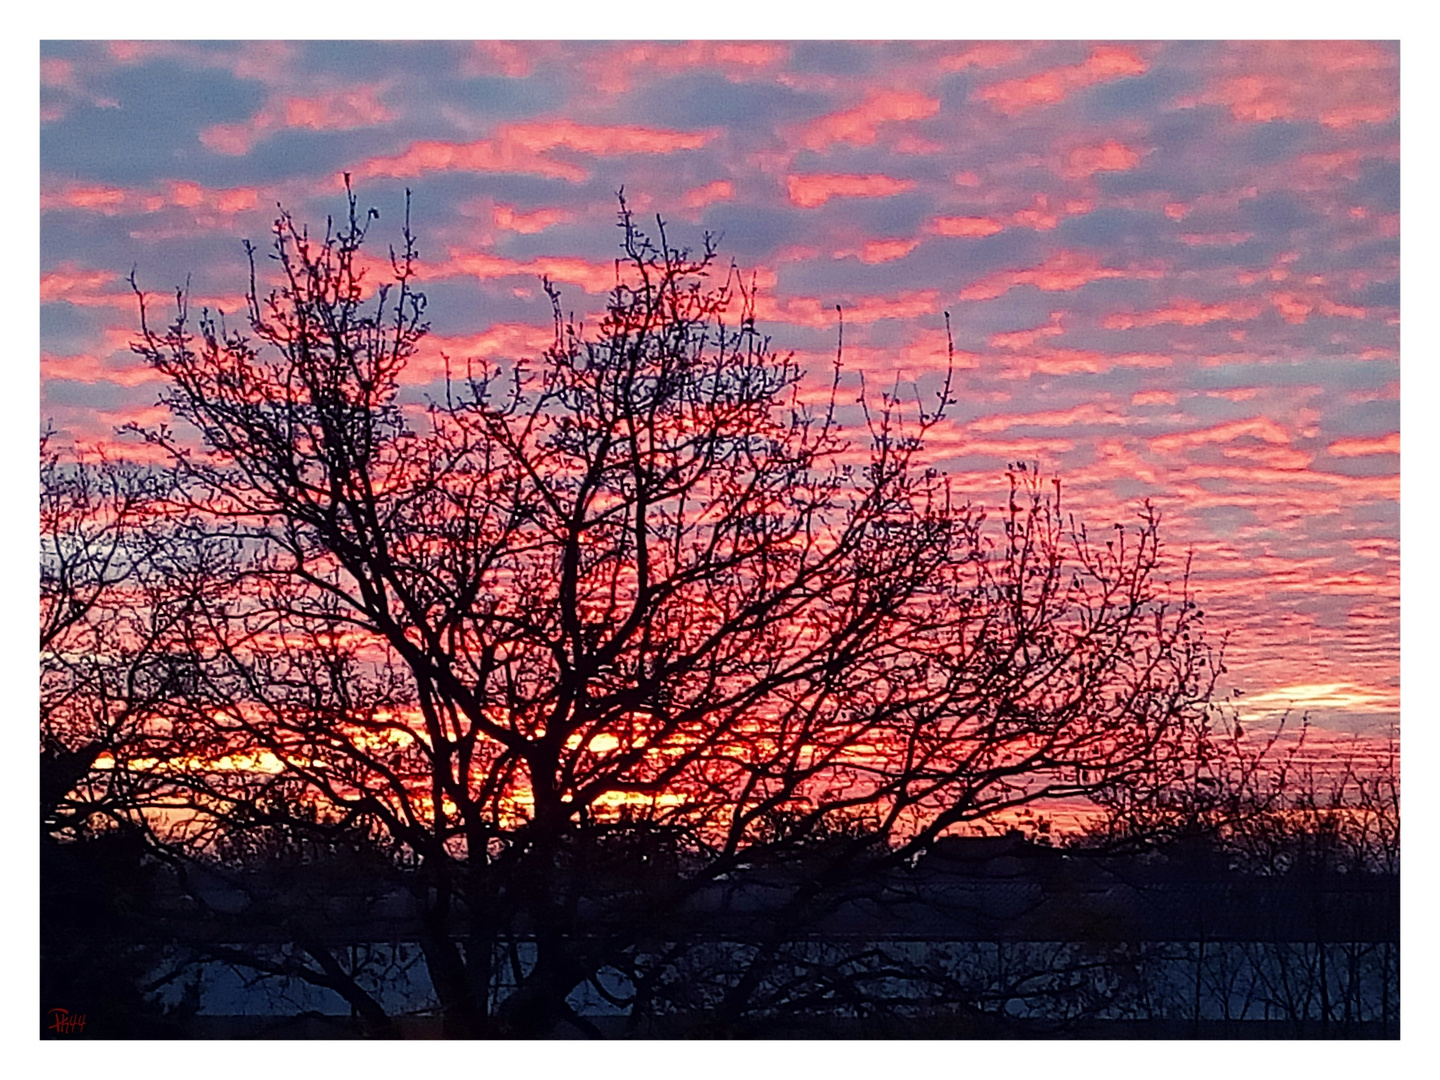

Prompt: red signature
[46,1008,86,1035]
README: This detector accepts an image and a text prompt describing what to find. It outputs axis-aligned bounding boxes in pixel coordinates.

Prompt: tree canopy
[49,188,1231,1036]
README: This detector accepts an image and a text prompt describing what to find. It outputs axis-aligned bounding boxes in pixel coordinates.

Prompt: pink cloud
[1060,139,1143,179]
[938,195,1095,238]
[929,215,1005,238]
[586,41,789,94]
[1171,464,1396,508]
[1205,75,1294,123]
[40,184,128,214]
[795,90,940,151]
[754,289,940,329]
[404,323,559,382]
[1011,205,1060,231]
[1269,292,1314,324]
[989,313,1065,350]
[1103,297,1265,330]
[1178,231,1255,247]
[42,179,263,220]
[492,203,573,234]
[994,348,1171,378]
[40,55,120,121]
[1292,149,1395,192]
[785,173,917,209]
[282,90,393,130]
[1328,433,1399,458]
[969,403,1127,434]
[1132,389,1177,406]
[710,42,790,67]
[167,181,209,208]
[464,41,535,79]
[1161,185,1264,230]
[681,180,734,210]
[43,351,166,388]
[42,322,176,387]
[105,40,299,87]
[937,43,1027,72]
[355,121,716,183]
[421,251,618,295]
[166,180,260,215]
[975,45,1148,115]
[201,85,397,155]
[1319,104,1394,128]
[892,134,945,155]
[960,251,1147,301]
[1267,290,1370,324]
[1149,417,1291,455]
[1320,298,1369,320]
[1220,444,1314,471]
[429,324,556,356]
[40,266,119,304]
[508,120,715,156]
[1007,194,1094,232]
[928,435,1078,459]
[786,173,917,209]
[106,41,174,65]
[791,336,977,381]
[355,138,581,182]
[858,238,921,264]
[41,57,76,89]
[215,188,260,213]
[1185,41,1397,128]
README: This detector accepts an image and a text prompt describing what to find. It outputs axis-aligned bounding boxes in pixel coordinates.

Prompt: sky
[37,39,1400,744]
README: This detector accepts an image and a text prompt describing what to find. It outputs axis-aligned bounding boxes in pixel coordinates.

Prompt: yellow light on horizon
[1241,681,1396,713]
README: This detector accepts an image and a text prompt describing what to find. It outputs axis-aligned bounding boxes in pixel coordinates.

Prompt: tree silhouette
[104,185,1225,1035]
[41,432,179,833]
[41,435,205,1035]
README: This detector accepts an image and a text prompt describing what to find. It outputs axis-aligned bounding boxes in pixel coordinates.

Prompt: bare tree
[112,185,1222,1035]
[41,432,169,831]
[40,433,216,1034]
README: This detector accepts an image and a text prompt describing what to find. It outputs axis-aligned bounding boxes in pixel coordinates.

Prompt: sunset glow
[38,38,1404,1040]
[40,39,1397,752]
